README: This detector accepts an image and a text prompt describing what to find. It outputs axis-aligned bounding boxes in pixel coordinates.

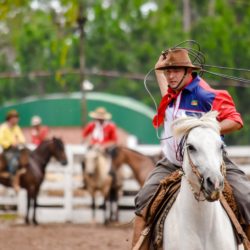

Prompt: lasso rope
[144,40,250,141]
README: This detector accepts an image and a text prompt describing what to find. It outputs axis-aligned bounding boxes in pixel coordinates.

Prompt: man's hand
[155,54,166,70]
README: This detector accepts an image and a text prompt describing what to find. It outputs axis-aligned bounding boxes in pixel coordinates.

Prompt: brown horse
[107,146,157,186]
[0,137,68,225]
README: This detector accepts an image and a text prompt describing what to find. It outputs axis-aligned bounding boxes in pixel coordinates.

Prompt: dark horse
[0,137,68,224]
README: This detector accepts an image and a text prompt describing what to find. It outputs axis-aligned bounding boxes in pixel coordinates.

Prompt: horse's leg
[25,194,31,224]
[103,196,108,225]
[32,195,38,225]
[91,195,96,223]
[109,172,119,222]
[102,175,113,225]
[111,187,119,222]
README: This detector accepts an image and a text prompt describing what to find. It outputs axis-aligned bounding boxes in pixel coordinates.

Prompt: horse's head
[50,137,68,166]
[173,111,225,202]
[84,147,99,176]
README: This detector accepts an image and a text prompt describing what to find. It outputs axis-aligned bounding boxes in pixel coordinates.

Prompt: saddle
[137,170,249,250]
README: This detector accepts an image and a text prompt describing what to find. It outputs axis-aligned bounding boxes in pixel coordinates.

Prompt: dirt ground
[0,221,133,250]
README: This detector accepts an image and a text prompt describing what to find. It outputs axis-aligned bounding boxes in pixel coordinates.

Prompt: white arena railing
[0,144,249,224]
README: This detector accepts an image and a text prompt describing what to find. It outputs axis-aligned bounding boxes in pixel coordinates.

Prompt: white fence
[0,144,249,224]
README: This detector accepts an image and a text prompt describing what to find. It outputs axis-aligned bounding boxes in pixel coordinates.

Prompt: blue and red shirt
[162,74,243,166]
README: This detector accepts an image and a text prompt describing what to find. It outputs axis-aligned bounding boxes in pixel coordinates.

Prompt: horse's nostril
[61,160,68,165]
[206,177,213,187]
[206,176,223,190]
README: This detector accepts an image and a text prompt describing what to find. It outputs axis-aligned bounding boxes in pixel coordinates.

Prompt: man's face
[9,116,19,126]
[163,67,191,90]
[96,119,104,124]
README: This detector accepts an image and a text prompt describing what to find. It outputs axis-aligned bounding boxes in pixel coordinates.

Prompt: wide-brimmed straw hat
[6,109,19,120]
[89,107,112,120]
[31,115,42,126]
[155,48,201,70]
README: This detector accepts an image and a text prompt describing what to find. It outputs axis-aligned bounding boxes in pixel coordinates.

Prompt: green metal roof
[0,92,160,144]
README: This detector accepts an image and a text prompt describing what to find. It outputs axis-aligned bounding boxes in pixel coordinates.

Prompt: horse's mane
[171,111,220,138]
[122,146,157,161]
[123,146,148,157]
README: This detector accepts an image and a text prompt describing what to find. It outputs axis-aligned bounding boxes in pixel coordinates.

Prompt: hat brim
[6,114,19,120]
[155,64,202,71]
[89,112,112,120]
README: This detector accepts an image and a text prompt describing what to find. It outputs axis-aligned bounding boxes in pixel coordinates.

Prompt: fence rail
[0,144,249,223]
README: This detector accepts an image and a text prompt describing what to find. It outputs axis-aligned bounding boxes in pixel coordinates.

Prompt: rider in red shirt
[30,116,49,146]
[82,107,118,148]
[81,107,118,189]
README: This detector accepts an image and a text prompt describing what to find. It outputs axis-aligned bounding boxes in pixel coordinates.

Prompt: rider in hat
[132,48,250,246]
[82,107,118,148]
[30,115,49,146]
[81,107,118,189]
[0,110,27,192]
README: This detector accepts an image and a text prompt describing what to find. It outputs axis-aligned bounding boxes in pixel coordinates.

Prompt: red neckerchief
[152,78,193,128]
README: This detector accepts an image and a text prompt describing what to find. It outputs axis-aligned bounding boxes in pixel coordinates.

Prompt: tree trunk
[183,0,191,32]
[208,0,215,16]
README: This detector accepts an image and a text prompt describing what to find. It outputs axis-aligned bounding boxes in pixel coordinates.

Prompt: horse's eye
[187,144,196,152]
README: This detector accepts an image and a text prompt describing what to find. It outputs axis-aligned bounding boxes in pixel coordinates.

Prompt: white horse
[84,146,118,224]
[163,111,238,250]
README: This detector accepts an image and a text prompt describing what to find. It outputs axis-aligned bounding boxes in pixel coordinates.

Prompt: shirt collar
[184,73,200,92]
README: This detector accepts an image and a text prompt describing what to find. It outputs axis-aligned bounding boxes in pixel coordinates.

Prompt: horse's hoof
[25,218,30,225]
[33,220,38,226]
[104,219,110,226]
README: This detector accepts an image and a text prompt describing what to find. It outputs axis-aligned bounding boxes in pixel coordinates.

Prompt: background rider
[82,107,118,150]
[0,110,27,192]
[30,115,49,146]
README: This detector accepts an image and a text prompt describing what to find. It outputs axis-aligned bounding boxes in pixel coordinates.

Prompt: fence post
[17,189,27,217]
[64,145,73,222]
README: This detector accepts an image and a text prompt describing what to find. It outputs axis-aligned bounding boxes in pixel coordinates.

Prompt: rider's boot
[12,174,20,193]
[132,209,150,250]
[12,168,26,193]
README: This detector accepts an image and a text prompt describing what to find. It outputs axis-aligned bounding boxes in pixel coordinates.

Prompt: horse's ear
[52,136,61,142]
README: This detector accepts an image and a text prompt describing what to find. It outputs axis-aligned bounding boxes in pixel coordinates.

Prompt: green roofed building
[0,92,160,144]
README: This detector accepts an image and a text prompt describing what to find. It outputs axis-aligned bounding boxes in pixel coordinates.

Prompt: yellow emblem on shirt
[191,100,198,106]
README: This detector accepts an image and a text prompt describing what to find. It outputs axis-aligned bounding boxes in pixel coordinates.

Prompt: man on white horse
[133,47,250,246]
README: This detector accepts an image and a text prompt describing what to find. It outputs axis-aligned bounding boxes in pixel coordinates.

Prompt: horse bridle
[180,133,226,202]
